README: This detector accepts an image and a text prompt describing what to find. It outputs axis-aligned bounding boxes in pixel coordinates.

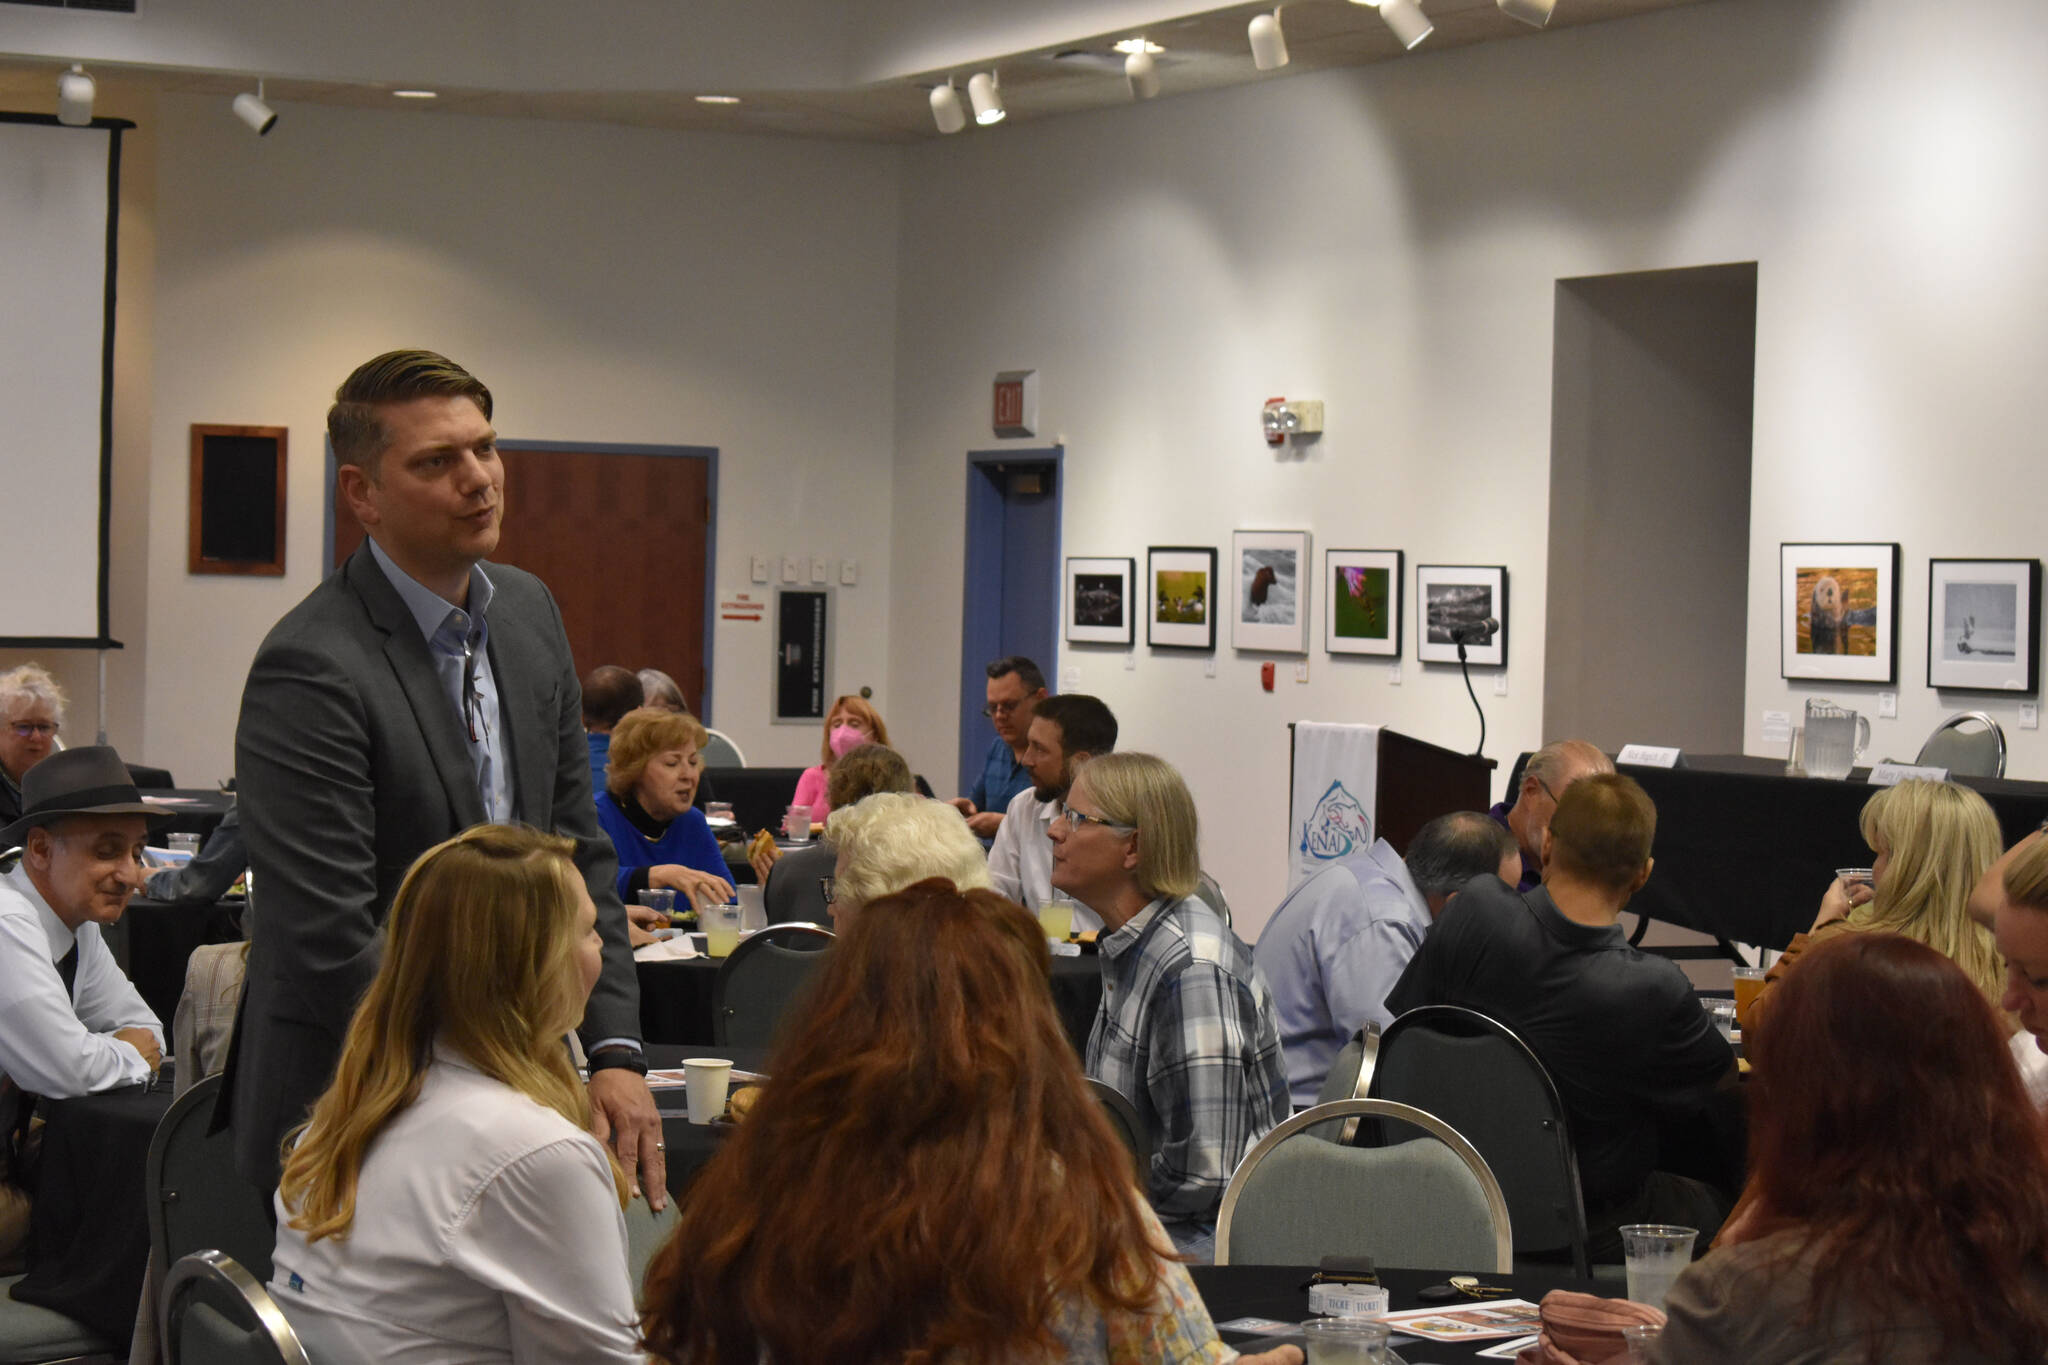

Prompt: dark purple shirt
[1487,800,1542,892]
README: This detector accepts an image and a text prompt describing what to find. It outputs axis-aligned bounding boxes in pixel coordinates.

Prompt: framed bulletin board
[773,587,833,723]
[189,424,287,576]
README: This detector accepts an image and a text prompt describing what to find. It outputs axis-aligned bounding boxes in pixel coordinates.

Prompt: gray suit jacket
[224,543,637,1185]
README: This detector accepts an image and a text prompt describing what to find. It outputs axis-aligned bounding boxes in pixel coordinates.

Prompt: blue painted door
[957,450,1062,797]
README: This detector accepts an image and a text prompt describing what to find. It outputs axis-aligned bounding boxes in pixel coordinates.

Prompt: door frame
[957,445,1063,796]
[324,437,721,723]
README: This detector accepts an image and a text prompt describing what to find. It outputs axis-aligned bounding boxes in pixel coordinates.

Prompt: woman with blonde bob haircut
[597,705,734,912]
[1756,779,2008,1024]
[823,790,989,924]
[271,825,641,1364]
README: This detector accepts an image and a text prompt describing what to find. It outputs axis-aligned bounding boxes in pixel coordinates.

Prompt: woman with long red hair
[1648,931,2048,1364]
[639,878,1299,1365]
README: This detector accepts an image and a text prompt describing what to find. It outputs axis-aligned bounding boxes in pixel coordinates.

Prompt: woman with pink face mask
[790,697,890,826]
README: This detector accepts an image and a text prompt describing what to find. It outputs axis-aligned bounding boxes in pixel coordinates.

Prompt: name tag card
[1618,744,1683,769]
[1868,762,1949,786]
[1050,940,1082,957]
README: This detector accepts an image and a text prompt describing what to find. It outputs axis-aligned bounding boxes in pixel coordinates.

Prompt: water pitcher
[1803,698,1870,780]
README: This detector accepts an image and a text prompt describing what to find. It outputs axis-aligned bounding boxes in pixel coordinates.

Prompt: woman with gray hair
[823,791,990,926]
[1047,751,1288,1260]
[0,664,66,831]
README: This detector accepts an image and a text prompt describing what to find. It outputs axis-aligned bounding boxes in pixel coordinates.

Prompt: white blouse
[270,1051,643,1365]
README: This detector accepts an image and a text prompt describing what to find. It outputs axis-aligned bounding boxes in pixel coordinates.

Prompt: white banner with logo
[1289,722,1381,890]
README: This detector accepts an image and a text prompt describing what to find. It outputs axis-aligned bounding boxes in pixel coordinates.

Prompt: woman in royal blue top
[595,707,733,912]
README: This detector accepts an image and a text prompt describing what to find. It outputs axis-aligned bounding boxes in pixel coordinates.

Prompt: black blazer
[223,543,636,1185]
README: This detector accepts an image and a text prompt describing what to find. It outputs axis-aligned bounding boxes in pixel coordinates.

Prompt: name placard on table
[1617,744,1683,769]
[1867,761,1950,786]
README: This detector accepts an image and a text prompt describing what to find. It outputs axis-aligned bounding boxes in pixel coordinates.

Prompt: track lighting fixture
[1125,50,1159,101]
[1377,0,1434,50]
[233,80,278,136]
[1249,11,1290,70]
[1498,0,1557,27]
[930,81,966,134]
[967,71,1004,125]
[56,64,94,126]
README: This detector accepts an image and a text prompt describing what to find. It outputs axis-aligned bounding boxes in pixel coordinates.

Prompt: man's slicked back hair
[1407,811,1520,900]
[328,349,493,475]
[1033,694,1117,757]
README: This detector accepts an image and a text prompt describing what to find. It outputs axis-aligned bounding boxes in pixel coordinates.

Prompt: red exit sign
[992,369,1037,438]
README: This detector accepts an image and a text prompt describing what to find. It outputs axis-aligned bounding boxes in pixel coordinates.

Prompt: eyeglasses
[7,721,58,740]
[819,876,836,904]
[1053,800,1134,834]
[981,698,1029,718]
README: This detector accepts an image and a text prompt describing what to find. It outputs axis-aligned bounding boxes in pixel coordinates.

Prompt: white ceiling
[0,0,1723,142]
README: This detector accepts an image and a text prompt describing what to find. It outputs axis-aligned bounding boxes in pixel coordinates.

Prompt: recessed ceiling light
[1112,38,1165,55]
[694,95,741,105]
[392,89,438,99]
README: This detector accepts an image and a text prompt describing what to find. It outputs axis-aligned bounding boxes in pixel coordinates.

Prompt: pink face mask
[829,723,867,758]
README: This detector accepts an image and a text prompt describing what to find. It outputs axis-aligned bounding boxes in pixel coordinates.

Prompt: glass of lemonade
[704,900,743,958]
[1037,897,1075,942]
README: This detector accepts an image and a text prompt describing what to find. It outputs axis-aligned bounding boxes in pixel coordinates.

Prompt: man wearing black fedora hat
[0,746,165,1263]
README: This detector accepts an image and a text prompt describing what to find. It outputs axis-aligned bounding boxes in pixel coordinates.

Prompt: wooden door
[331,445,713,716]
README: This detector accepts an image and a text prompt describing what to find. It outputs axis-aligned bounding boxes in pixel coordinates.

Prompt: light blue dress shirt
[367,538,512,824]
[1253,838,1434,1108]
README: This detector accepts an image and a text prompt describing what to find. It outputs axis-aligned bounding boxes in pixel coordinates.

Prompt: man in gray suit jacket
[225,350,666,1202]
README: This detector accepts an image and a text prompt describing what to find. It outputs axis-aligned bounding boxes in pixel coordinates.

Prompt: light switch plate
[1878,691,1898,719]
[1060,666,1081,690]
[1293,660,1308,683]
[749,555,769,584]
[780,556,801,584]
[2023,704,2040,731]
[1492,672,1509,696]
[840,558,859,586]
[810,558,828,584]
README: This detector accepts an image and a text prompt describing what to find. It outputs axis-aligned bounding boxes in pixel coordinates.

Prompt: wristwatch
[587,1048,649,1077]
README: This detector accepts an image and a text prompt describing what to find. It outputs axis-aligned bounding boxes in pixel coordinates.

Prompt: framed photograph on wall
[1416,564,1507,666]
[1323,548,1402,657]
[1065,556,1135,645]
[1232,530,1311,653]
[1928,557,2040,694]
[1780,542,1899,684]
[1147,546,1217,650]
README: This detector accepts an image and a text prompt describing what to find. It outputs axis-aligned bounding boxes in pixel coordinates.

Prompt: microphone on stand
[1449,617,1500,646]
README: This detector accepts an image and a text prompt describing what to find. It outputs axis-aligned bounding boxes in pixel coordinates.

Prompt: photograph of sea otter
[1780,542,1898,684]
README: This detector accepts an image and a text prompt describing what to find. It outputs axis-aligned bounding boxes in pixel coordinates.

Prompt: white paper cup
[683,1057,734,1125]
[1620,1223,1696,1310]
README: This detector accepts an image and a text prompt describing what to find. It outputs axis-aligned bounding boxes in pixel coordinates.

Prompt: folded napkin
[1515,1290,1665,1365]
[633,935,699,962]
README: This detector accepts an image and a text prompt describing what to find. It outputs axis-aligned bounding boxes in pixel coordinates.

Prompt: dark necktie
[56,943,78,1001]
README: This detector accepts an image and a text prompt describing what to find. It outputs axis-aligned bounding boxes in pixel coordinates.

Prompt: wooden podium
[1289,726,1498,856]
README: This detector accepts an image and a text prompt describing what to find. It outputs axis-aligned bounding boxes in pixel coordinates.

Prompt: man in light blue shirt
[1256,811,1521,1107]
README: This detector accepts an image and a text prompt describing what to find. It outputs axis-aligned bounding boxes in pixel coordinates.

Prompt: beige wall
[889,0,2048,935]
[139,95,902,785]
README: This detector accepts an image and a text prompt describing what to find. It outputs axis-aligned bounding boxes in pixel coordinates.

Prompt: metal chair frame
[1083,1078,1148,1177]
[700,728,748,767]
[1371,1004,1592,1276]
[146,1073,275,1284]
[1215,1097,1513,1271]
[711,921,834,1045]
[160,1251,310,1365]
[1916,709,2007,778]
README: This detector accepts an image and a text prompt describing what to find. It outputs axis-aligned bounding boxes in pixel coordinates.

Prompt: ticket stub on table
[1379,1300,1542,1341]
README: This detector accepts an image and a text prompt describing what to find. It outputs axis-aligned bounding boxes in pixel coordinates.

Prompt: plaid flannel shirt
[1086,892,1290,1228]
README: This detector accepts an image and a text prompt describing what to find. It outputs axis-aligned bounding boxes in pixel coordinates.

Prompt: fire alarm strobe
[1261,396,1325,446]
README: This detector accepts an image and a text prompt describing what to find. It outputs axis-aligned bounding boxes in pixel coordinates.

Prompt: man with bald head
[1491,739,1614,891]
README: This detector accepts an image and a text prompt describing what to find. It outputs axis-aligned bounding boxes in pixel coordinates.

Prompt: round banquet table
[637,945,1104,1055]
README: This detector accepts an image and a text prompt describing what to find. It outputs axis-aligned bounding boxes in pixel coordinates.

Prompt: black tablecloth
[1622,754,2048,949]
[140,789,235,841]
[13,1076,175,1347]
[637,949,1104,1055]
[644,1043,772,1204]
[1192,1263,1597,1362]
[115,896,245,1028]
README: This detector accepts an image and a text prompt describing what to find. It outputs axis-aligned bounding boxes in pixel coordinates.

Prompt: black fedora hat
[2,745,163,847]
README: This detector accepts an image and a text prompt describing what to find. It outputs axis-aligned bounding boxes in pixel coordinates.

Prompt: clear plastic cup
[1622,1321,1664,1364]
[1299,1317,1391,1364]
[1037,898,1075,942]
[783,804,813,843]
[168,832,201,856]
[704,900,743,958]
[1620,1223,1696,1311]
[636,887,677,920]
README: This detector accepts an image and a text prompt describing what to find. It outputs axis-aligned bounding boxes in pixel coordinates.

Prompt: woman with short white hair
[824,791,990,925]
[0,664,66,831]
